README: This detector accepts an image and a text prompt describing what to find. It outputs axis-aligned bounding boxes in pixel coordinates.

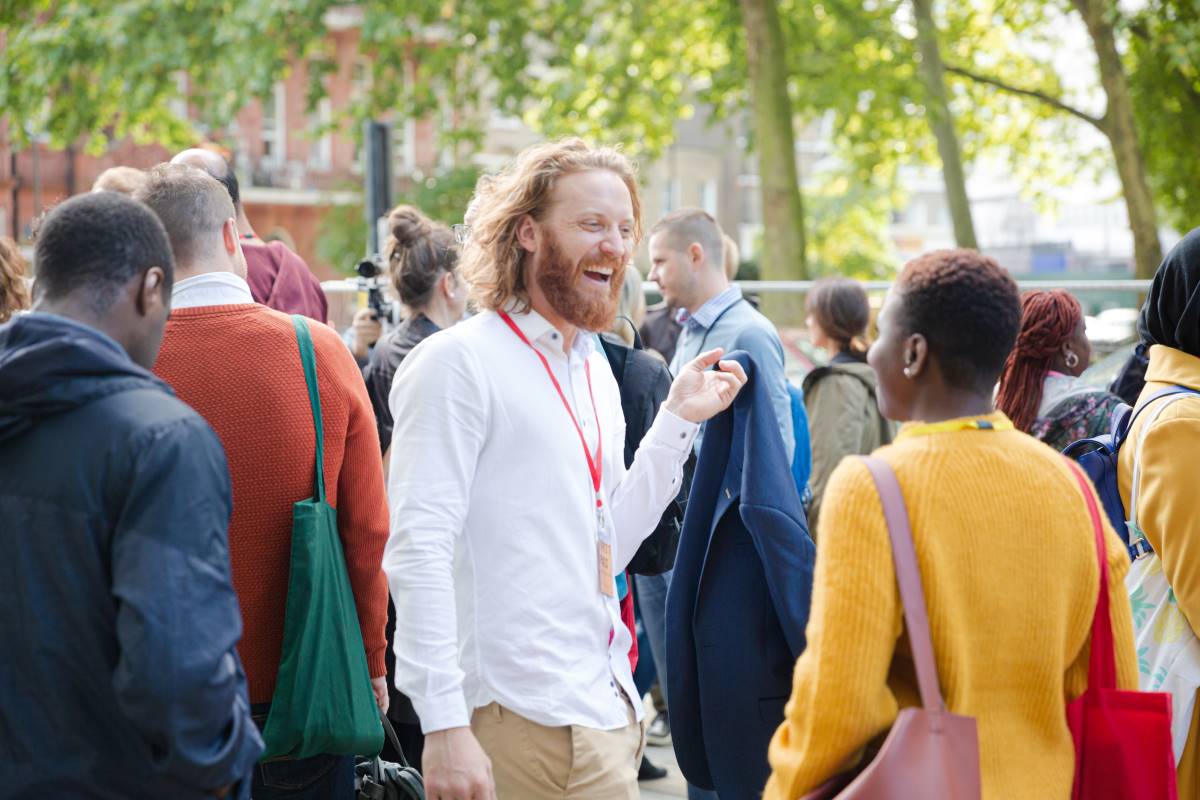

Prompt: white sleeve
[608,407,698,571]
[384,335,487,733]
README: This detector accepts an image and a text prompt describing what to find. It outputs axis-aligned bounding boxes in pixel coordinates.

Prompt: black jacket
[364,313,441,452]
[0,313,262,799]
[599,333,692,575]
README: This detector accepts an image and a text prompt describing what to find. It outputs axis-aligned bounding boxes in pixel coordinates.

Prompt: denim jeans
[635,570,672,708]
[250,703,356,800]
[252,753,356,800]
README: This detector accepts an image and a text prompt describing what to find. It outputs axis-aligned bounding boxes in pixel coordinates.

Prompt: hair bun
[388,205,432,249]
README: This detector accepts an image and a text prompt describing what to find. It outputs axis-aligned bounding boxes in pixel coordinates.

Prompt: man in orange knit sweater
[137,164,390,800]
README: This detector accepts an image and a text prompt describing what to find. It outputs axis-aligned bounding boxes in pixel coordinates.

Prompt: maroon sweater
[243,240,329,323]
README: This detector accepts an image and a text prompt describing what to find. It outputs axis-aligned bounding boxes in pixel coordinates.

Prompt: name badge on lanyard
[499,312,614,598]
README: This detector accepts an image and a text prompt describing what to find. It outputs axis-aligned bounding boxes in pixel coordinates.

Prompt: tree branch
[944,63,1108,133]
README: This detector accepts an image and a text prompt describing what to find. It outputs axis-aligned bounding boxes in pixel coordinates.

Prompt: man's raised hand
[663,348,748,423]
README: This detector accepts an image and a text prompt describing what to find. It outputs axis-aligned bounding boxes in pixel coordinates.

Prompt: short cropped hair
[92,166,147,196]
[895,249,1020,392]
[135,164,236,267]
[33,193,175,312]
[650,208,725,271]
[459,138,642,312]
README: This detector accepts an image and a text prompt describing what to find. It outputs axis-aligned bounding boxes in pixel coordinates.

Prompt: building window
[663,179,681,213]
[262,83,287,166]
[309,98,333,170]
[393,118,415,179]
[700,179,718,216]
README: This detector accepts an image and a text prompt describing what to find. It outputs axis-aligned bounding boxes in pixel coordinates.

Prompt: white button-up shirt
[384,308,697,733]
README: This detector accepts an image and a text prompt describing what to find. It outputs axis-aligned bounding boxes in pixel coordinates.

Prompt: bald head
[171,147,240,208]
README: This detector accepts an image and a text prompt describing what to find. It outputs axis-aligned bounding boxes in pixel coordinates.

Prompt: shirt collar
[676,285,742,330]
[171,271,255,310]
[498,304,596,359]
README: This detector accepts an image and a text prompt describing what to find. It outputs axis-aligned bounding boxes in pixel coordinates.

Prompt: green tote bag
[259,315,384,760]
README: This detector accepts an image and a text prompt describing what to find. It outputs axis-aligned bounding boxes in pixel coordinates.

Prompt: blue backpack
[787,382,813,506]
[1062,386,1200,560]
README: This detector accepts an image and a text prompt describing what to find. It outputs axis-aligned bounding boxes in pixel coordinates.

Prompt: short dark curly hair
[895,249,1020,392]
[33,192,175,313]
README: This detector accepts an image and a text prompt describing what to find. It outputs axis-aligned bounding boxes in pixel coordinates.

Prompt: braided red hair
[996,289,1082,432]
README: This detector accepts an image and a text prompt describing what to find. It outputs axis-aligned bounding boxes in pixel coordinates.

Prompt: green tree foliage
[0,0,334,152]
[1126,0,1200,234]
[6,0,1197,279]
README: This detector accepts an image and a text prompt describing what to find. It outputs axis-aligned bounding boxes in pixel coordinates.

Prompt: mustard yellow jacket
[1118,344,1200,796]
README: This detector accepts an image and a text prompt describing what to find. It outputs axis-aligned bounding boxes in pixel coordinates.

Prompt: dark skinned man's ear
[136,267,166,316]
[903,333,928,379]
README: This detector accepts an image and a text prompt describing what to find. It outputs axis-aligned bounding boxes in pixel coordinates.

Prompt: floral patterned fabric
[1029,389,1126,452]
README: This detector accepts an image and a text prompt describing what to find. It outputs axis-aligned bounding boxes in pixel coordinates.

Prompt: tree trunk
[1072,0,1162,279]
[739,0,808,280]
[911,0,978,250]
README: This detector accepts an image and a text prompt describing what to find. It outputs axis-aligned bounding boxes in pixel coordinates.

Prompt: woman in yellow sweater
[1117,227,1200,796]
[765,249,1138,800]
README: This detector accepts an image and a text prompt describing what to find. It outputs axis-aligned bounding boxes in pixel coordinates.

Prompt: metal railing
[321,277,1151,332]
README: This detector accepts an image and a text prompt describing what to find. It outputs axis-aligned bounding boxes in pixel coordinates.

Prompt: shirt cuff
[647,407,700,455]
[412,688,472,734]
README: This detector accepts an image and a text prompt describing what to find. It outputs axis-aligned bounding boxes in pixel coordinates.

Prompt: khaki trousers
[471,702,644,800]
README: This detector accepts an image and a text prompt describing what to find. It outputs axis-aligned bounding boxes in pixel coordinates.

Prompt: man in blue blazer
[666,350,816,799]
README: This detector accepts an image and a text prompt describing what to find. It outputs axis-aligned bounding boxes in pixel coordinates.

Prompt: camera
[356,257,399,327]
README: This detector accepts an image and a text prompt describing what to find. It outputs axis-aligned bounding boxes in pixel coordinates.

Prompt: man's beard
[534,233,625,333]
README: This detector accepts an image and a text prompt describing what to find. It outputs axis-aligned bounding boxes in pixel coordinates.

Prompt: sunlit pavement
[639,740,688,799]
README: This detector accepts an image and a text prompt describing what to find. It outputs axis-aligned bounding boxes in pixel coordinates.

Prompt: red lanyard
[498,311,604,508]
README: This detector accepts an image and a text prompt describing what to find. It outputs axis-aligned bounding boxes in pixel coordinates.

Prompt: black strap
[380,710,413,769]
[694,298,746,354]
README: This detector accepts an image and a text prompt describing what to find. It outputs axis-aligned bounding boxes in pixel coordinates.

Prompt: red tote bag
[1066,464,1178,800]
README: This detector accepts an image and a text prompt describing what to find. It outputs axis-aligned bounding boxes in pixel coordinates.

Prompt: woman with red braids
[995,289,1123,451]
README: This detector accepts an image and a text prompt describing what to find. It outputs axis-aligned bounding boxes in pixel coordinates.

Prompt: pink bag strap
[1066,461,1117,690]
[859,456,945,713]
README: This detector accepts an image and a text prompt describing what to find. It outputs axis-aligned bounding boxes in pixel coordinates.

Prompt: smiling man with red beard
[384,138,748,800]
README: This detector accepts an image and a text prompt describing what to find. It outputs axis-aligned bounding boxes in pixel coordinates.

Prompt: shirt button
[679,432,687,439]
[551,333,559,340]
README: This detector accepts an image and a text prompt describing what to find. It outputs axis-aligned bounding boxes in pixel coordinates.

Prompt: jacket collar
[1144,344,1200,392]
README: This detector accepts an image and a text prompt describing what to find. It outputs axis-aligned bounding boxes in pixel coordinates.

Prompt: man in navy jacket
[667,350,815,799]
[0,193,262,798]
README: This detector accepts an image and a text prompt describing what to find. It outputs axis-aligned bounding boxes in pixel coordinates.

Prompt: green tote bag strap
[292,314,326,504]
[260,315,383,760]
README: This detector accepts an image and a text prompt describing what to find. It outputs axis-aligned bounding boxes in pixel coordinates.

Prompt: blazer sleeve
[764,457,902,799]
[110,416,263,794]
